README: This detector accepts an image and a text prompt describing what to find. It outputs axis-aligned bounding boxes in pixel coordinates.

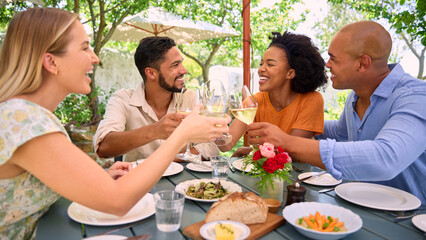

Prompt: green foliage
[155,0,304,81]
[242,144,293,194]
[327,0,425,46]
[0,1,37,28]
[249,0,307,67]
[324,90,350,120]
[54,87,113,126]
[326,0,425,79]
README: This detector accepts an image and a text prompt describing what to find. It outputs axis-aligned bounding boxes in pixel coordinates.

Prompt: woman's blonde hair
[0,7,78,102]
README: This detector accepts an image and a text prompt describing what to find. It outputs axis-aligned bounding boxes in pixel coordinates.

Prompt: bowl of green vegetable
[175,178,242,202]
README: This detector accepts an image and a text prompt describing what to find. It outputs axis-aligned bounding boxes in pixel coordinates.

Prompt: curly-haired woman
[221,31,327,155]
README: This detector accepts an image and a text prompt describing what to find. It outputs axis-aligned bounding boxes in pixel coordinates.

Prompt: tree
[59,0,150,122]
[155,0,305,84]
[327,0,425,79]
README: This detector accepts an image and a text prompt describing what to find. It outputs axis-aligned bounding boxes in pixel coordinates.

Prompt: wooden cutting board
[182,212,285,240]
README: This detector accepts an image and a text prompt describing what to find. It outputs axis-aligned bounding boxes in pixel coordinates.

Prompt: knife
[91,223,138,237]
[297,171,327,183]
[186,159,212,170]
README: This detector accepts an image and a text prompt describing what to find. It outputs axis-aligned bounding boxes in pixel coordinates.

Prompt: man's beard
[159,72,182,93]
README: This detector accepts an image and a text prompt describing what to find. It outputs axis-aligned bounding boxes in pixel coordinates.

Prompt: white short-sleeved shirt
[93,83,219,162]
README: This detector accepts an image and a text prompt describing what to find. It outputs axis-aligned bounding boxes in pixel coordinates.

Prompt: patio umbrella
[110,7,239,45]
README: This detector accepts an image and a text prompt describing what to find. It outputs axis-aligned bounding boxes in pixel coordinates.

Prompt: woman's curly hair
[268,31,327,93]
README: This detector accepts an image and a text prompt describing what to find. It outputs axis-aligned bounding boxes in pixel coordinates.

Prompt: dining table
[35,160,425,240]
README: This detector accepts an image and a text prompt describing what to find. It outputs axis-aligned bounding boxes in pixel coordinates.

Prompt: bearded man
[94,37,218,162]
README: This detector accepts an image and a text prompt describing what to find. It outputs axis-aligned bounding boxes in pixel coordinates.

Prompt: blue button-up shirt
[317,64,426,204]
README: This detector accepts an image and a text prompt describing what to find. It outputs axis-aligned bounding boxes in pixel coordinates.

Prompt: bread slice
[205,192,268,224]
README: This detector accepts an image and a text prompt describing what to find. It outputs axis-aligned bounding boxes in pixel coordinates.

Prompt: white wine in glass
[229,85,258,125]
[199,81,232,146]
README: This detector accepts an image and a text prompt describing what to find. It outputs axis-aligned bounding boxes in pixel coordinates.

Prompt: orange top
[253,91,324,135]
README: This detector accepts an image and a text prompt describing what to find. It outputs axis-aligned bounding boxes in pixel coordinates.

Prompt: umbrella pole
[242,0,250,147]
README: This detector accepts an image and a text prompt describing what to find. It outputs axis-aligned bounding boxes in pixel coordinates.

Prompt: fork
[318,188,335,193]
[387,207,426,222]
[229,162,236,173]
[393,213,418,222]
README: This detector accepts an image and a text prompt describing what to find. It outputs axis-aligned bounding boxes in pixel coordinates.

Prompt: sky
[255,0,423,77]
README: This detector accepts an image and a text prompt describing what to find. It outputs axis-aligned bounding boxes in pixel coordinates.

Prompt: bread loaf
[205,192,268,224]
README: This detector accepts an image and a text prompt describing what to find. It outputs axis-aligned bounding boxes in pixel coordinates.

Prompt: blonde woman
[0,8,230,239]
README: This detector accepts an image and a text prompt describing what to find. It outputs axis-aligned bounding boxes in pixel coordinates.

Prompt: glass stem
[185,143,191,155]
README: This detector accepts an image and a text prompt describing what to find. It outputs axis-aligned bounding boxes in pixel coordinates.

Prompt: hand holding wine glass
[229,85,258,125]
[199,81,232,146]
[176,87,200,161]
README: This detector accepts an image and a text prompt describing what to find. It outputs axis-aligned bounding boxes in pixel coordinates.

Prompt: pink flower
[259,142,276,158]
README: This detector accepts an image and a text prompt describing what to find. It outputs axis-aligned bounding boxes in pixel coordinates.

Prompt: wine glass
[229,85,258,125]
[176,87,201,161]
[199,81,232,146]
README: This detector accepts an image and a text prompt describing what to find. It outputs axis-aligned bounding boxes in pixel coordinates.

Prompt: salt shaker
[285,182,306,206]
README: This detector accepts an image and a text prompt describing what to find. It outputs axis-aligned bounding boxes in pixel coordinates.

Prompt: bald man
[246,21,426,204]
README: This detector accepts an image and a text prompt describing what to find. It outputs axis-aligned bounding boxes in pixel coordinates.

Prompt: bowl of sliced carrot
[283,202,362,240]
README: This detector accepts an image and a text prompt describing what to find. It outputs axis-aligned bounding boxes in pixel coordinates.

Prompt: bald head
[333,21,392,67]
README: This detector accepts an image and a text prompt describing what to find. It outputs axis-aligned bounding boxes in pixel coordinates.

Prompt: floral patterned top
[0,99,64,240]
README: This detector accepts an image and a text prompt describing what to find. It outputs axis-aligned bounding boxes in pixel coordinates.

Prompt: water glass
[153,190,185,232]
[210,156,230,180]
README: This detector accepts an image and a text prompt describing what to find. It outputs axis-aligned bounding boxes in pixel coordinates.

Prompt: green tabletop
[35,161,425,239]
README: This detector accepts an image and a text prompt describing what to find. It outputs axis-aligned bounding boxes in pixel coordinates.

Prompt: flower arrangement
[242,142,293,194]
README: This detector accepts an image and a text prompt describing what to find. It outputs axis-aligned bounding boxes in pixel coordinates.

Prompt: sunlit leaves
[328,0,425,46]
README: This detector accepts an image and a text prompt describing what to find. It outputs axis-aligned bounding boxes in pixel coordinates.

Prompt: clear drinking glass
[176,87,201,161]
[199,81,232,146]
[210,156,230,180]
[229,85,258,125]
[154,190,185,232]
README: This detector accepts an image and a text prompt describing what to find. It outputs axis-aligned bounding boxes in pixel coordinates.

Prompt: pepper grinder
[285,182,306,206]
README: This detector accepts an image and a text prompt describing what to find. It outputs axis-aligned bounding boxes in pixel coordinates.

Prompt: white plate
[335,182,421,211]
[232,158,254,172]
[283,202,362,240]
[175,178,242,202]
[132,160,183,177]
[412,214,426,232]
[200,220,250,240]
[84,235,127,240]
[186,161,212,172]
[298,172,342,186]
[67,193,155,226]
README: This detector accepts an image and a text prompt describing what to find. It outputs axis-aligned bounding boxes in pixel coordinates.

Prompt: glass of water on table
[153,190,185,232]
[210,156,230,180]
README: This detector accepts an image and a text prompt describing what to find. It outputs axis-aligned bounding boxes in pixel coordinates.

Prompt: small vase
[259,177,284,203]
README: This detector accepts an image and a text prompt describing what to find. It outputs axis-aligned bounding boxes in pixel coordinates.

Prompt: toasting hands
[152,113,187,140]
[246,122,286,147]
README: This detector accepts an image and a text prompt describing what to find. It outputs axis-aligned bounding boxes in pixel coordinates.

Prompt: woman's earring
[54,71,58,75]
